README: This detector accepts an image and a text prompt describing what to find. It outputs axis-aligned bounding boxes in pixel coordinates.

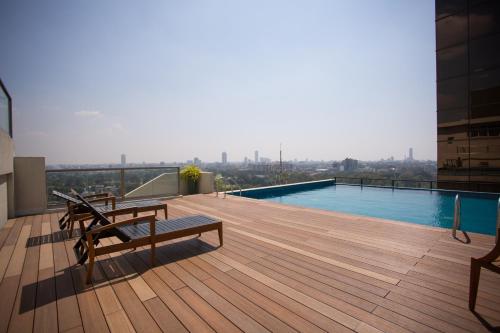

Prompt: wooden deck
[0,194,499,333]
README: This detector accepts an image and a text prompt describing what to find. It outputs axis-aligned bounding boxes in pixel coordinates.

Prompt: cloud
[74,110,103,118]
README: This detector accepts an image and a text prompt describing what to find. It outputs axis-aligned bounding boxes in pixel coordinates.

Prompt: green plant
[180,165,201,182]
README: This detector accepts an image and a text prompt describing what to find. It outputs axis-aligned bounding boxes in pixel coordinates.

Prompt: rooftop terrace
[0,194,499,332]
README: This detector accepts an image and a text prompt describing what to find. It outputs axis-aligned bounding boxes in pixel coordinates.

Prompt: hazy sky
[0,0,436,164]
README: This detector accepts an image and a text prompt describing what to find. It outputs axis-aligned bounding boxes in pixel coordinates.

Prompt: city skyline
[0,1,436,164]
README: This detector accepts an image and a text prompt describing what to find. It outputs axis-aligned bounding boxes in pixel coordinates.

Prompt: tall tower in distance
[121,154,126,166]
[222,152,227,164]
[254,150,259,163]
[409,148,413,161]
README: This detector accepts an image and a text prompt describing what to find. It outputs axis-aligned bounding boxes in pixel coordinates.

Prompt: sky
[0,0,436,164]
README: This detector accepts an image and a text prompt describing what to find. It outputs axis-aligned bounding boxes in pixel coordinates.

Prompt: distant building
[254,150,259,163]
[222,152,227,164]
[121,154,126,166]
[408,148,413,161]
[193,157,201,166]
[260,157,271,163]
[342,158,358,171]
[436,0,500,192]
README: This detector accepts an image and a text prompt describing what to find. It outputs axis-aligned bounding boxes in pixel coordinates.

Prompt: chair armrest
[478,231,500,262]
[86,214,157,235]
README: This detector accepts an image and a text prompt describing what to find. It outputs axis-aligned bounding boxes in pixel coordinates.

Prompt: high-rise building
[193,157,201,166]
[254,150,259,163]
[121,154,126,166]
[436,0,500,192]
[221,152,227,164]
[408,148,414,161]
[342,158,358,171]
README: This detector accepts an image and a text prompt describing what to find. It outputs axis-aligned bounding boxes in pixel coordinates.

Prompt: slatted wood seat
[72,195,223,283]
[52,190,168,237]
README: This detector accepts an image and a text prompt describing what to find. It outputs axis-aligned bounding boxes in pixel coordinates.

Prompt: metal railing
[452,194,461,238]
[46,166,180,206]
[332,176,500,192]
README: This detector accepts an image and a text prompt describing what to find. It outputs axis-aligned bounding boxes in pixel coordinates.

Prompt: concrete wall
[0,130,14,228]
[198,172,214,194]
[14,157,47,216]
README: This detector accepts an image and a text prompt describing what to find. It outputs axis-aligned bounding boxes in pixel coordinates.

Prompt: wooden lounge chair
[469,233,500,310]
[53,190,168,237]
[72,194,223,283]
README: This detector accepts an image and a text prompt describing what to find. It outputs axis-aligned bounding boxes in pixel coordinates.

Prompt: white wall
[14,157,47,216]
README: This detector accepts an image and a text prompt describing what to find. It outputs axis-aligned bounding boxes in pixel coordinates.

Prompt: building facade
[221,152,227,164]
[436,0,500,192]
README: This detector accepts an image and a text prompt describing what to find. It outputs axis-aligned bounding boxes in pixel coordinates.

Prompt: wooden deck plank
[63,240,110,333]
[7,215,40,333]
[34,213,58,333]
[1,194,499,332]
[49,212,83,333]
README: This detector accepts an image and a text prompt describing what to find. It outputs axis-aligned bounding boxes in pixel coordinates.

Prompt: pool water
[243,185,499,235]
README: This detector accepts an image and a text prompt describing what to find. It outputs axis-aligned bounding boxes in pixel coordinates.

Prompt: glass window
[437,124,468,135]
[470,33,500,72]
[0,82,11,137]
[471,67,500,106]
[436,0,467,20]
[436,44,467,80]
[470,0,500,39]
[437,76,468,110]
[437,108,468,124]
[436,12,467,49]
[472,103,500,119]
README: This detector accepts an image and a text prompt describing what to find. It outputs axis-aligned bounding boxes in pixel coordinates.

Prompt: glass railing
[46,166,180,206]
[0,79,12,137]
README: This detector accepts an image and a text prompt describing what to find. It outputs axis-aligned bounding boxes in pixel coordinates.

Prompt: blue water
[243,185,499,235]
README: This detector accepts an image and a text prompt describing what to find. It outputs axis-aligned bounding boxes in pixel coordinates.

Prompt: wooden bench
[52,190,168,237]
[72,194,223,283]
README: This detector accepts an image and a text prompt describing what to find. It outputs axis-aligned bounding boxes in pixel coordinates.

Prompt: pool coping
[224,179,499,236]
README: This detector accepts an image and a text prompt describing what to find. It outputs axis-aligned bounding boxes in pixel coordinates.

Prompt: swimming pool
[238,182,499,235]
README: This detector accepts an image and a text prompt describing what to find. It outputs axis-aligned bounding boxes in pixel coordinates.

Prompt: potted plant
[180,165,201,194]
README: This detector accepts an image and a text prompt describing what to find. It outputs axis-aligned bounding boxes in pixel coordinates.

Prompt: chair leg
[150,243,156,266]
[218,226,223,246]
[86,256,95,284]
[68,219,74,238]
[469,258,482,311]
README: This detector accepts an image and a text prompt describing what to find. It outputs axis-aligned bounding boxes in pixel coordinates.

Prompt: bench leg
[469,258,481,310]
[68,219,75,238]
[218,226,223,246]
[151,243,156,266]
[164,206,168,219]
[86,256,95,284]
